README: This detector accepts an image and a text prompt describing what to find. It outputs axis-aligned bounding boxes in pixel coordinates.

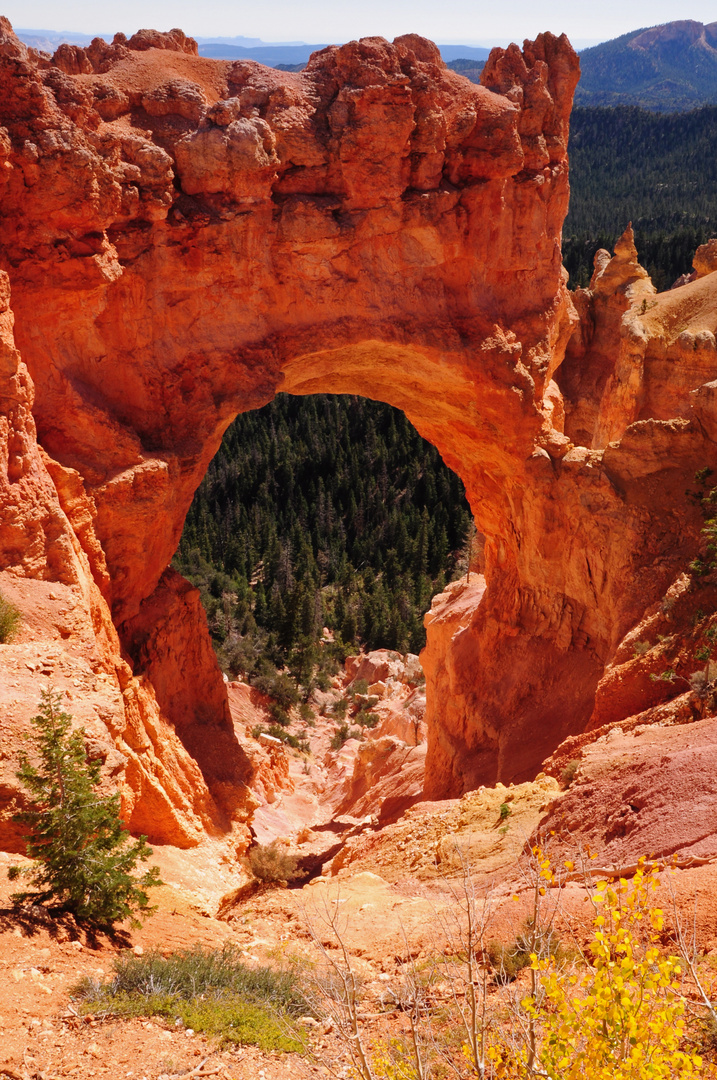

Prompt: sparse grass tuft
[77,991,302,1052]
[330,722,350,750]
[560,758,580,789]
[331,698,348,720]
[72,943,305,1052]
[696,1014,717,1057]
[355,696,380,727]
[0,591,21,644]
[485,938,532,984]
[487,922,566,985]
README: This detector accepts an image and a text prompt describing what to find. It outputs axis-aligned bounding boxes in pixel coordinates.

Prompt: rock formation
[2,18,717,842]
[539,716,717,867]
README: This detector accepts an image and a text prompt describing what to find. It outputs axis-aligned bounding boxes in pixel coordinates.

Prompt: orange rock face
[1,18,715,834]
[539,716,717,866]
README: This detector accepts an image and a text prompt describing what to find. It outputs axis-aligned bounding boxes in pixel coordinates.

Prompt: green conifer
[9,689,161,927]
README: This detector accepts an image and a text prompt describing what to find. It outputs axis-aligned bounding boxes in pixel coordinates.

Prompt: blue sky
[9,0,717,47]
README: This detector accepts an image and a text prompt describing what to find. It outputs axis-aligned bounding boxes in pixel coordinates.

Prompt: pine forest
[174,395,473,690]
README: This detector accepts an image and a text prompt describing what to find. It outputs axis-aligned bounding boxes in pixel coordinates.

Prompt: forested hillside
[564,105,717,289]
[175,396,472,686]
[445,58,485,84]
[575,22,717,111]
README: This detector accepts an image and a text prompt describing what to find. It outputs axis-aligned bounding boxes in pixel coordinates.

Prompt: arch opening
[165,391,477,851]
[111,326,599,847]
[173,392,475,673]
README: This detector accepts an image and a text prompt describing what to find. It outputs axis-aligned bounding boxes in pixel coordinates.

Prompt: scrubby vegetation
[246,842,303,884]
[73,944,305,1052]
[485,936,532,984]
[329,721,365,750]
[560,759,581,789]
[251,723,310,752]
[0,589,21,643]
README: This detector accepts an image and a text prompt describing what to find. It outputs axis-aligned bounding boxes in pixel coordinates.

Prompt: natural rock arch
[1,21,716,845]
[3,26,579,618]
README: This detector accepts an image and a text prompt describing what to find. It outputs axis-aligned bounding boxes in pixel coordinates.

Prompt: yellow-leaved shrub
[489,857,713,1079]
[315,851,716,1080]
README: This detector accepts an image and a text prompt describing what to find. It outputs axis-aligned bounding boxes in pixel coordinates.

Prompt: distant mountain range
[196,23,717,110]
[577,20,717,110]
[15,28,109,51]
[15,28,490,69]
[172,41,490,65]
[15,29,310,50]
[196,43,328,64]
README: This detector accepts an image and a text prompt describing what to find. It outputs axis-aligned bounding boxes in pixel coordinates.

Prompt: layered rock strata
[1,19,717,838]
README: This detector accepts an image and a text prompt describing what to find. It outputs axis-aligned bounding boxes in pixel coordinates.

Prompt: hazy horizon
[13,26,604,50]
[6,0,717,51]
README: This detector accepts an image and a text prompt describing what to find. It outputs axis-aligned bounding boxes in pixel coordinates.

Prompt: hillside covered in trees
[575,21,717,111]
[174,396,472,689]
[564,104,717,289]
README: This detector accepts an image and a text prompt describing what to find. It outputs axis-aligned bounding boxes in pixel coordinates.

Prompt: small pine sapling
[9,688,161,927]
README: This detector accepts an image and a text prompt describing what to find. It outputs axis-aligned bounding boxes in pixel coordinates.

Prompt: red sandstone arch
[1,21,714,846]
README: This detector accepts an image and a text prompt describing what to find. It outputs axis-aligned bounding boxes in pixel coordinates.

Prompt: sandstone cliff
[1,19,716,842]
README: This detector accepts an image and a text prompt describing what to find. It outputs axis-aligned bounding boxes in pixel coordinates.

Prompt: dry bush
[0,590,21,643]
[486,937,532,984]
[560,758,580,789]
[247,842,303,884]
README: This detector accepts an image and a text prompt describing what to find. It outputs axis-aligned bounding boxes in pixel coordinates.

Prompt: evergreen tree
[10,689,161,927]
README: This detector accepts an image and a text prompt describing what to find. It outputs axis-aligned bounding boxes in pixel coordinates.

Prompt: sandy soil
[2,812,717,1080]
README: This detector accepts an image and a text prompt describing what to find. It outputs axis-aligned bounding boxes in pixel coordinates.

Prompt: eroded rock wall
[422,229,717,796]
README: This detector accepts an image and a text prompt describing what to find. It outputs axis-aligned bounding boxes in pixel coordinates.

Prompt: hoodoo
[2,20,717,844]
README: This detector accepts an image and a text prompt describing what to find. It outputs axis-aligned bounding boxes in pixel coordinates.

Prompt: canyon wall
[1,19,717,839]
